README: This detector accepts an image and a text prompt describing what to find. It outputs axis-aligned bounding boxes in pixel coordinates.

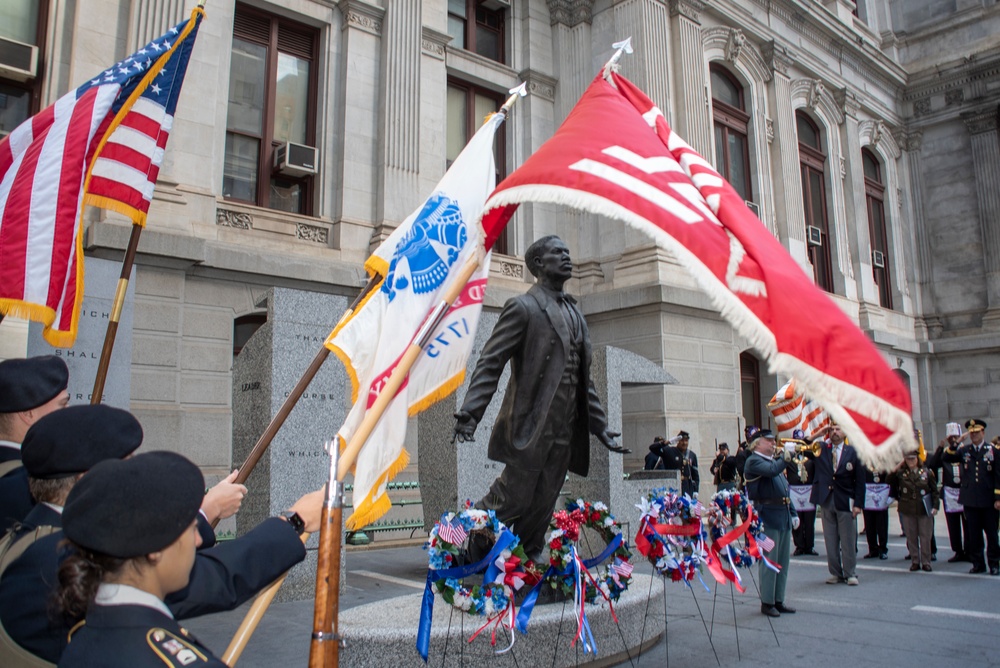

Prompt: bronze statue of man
[453,235,628,561]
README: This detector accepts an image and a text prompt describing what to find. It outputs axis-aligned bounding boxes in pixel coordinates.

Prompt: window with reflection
[447,0,505,64]
[447,79,507,253]
[223,4,318,215]
[863,148,892,309]
[710,65,752,203]
[796,111,834,293]
[0,0,47,139]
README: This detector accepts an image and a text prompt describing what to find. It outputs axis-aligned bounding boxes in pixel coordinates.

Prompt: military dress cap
[749,428,776,444]
[964,419,987,432]
[0,355,68,413]
[63,451,204,558]
[21,405,143,479]
[677,430,690,439]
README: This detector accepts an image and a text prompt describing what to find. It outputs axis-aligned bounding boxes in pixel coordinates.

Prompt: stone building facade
[1,0,998,488]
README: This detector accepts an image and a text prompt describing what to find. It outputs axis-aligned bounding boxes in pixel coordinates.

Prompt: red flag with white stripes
[478,72,914,467]
[0,8,203,346]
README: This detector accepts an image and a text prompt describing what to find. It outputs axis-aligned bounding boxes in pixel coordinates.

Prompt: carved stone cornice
[421,26,451,60]
[962,109,999,136]
[546,0,595,28]
[668,0,706,22]
[761,41,794,78]
[340,0,385,36]
[216,208,252,230]
[893,128,923,152]
[725,29,746,63]
[834,87,860,119]
[519,68,557,102]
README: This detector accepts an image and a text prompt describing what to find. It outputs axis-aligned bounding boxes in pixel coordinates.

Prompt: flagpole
[602,37,633,82]
[309,439,344,667]
[90,224,141,404]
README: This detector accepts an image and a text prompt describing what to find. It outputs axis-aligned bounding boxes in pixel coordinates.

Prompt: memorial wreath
[634,488,708,584]
[704,489,778,591]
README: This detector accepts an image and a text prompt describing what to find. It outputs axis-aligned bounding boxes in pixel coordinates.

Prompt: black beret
[22,405,143,479]
[0,356,68,413]
[63,451,204,558]
[965,419,987,432]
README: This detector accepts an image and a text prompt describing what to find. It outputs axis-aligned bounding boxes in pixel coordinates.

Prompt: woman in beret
[55,452,319,667]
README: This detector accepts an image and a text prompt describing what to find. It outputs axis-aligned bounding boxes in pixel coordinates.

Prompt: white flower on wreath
[603,517,616,528]
[593,501,608,512]
[549,529,564,541]
[576,498,585,508]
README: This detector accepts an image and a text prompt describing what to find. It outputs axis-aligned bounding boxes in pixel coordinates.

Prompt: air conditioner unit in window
[274,142,319,177]
[481,0,511,9]
[744,200,761,218]
[872,250,885,268]
[807,225,823,246]
[0,36,39,82]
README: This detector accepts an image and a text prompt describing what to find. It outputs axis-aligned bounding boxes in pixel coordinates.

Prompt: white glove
[792,516,801,530]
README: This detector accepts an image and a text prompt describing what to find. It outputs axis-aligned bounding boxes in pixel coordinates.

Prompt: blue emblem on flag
[382,194,467,301]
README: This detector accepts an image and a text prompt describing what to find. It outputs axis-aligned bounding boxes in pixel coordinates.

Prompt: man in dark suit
[454,236,627,560]
[810,422,866,585]
[744,429,797,617]
[942,419,1000,575]
[0,356,69,532]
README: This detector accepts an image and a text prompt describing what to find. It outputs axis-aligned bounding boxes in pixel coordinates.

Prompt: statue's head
[525,235,571,282]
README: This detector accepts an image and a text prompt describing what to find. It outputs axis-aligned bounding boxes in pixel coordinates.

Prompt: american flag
[0,7,203,347]
[437,518,468,545]
[756,533,775,553]
[610,558,633,579]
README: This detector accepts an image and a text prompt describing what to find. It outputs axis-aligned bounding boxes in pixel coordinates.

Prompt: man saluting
[453,236,627,562]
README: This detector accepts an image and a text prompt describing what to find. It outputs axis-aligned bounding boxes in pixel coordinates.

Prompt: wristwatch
[279,510,306,535]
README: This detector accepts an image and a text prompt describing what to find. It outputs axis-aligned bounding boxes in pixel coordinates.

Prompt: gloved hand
[792,516,801,530]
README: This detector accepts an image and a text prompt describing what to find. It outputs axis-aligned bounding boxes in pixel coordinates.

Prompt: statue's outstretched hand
[453,411,477,443]
[598,430,629,454]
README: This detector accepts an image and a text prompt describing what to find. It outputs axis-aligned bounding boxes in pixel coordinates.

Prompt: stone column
[547,0,595,121]
[128,0,186,50]
[667,0,710,158]
[375,0,422,234]
[836,89,873,304]
[894,128,935,337]
[334,0,385,250]
[762,42,806,257]
[963,109,1000,327]
[611,0,671,115]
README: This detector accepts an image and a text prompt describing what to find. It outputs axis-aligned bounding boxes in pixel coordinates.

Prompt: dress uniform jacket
[0,518,305,664]
[927,445,961,490]
[887,466,939,516]
[58,603,226,667]
[0,444,33,533]
[810,441,866,512]
[942,442,1000,508]
[459,284,608,476]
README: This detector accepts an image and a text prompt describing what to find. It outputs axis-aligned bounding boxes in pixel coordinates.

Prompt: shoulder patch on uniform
[146,628,208,666]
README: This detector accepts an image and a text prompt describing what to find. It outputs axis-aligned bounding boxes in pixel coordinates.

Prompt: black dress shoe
[947,554,964,563]
[774,602,796,614]
[792,548,805,556]
[990,565,1000,576]
[807,549,819,556]
[863,553,877,559]
[879,553,888,560]
[969,566,987,574]
[760,604,780,618]
[931,554,937,562]
[909,563,920,571]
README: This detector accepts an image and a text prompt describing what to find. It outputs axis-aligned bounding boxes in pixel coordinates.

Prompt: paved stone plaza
[185,514,997,667]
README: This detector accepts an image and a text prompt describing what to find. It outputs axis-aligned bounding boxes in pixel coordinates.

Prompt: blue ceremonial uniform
[0,518,304,663]
[59,603,226,667]
[942,441,1000,572]
[0,466,33,533]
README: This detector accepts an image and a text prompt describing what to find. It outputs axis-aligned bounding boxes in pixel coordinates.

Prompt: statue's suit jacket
[460,284,608,476]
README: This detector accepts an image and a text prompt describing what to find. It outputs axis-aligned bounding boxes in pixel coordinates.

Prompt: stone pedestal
[27,256,135,408]
[232,287,351,600]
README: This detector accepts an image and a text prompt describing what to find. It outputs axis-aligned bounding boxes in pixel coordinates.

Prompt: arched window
[710,65,752,203]
[233,313,267,357]
[796,111,833,293]
[740,352,761,430]
[863,148,892,309]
